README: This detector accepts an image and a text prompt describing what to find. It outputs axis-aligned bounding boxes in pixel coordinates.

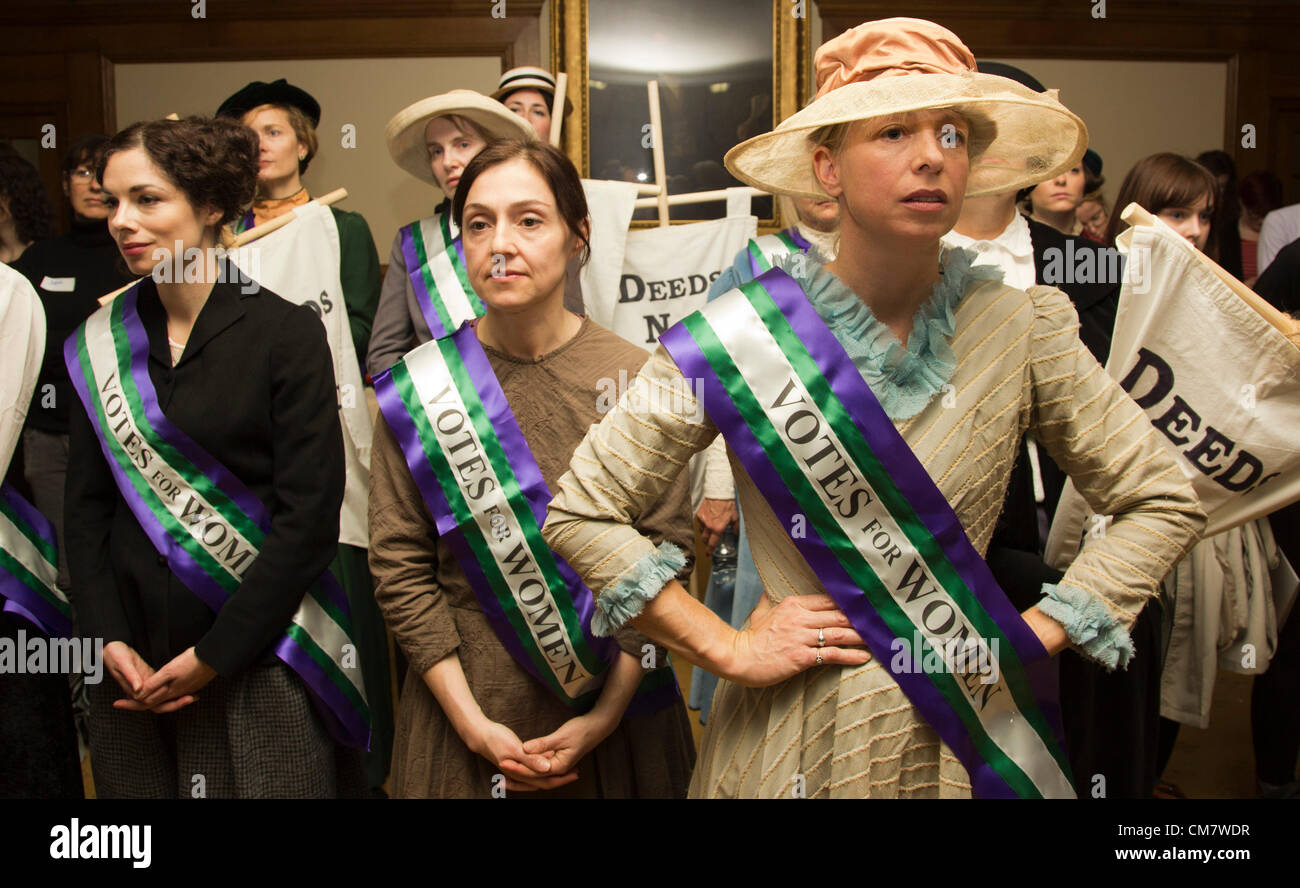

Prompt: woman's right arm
[543,345,868,686]
[364,234,417,378]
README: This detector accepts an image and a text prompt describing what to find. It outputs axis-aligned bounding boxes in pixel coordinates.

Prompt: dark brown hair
[0,152,54,243]
[452,139,591,266]
[1238,170,1283,221]
[1104,153,1217,246]
[96,116,259,229]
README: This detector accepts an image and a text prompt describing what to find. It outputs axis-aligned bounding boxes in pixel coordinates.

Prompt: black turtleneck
[11,217,135,433]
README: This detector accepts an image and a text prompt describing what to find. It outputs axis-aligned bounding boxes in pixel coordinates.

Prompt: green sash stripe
[74,326,241,596]
[285,622,368,713]
[389,361,594,705]
[774,230,800,253]
[440,214,483,315]
[106,297,262,546]
[0,549,70,617]
[0,498,57,567]
[439,340,606,677]
[409,222,457,337]
[681,311,1043,798]
[740,281,1069,778]
[746,240,772,273]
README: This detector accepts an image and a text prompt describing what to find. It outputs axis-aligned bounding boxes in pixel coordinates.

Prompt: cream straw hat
[725,18,1088,200]
[386,89,537,188]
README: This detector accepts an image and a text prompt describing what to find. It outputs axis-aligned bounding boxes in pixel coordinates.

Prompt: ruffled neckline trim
[772,246,1004,421]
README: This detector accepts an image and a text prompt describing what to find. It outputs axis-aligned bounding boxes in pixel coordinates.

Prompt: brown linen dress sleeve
[367,411,460,675]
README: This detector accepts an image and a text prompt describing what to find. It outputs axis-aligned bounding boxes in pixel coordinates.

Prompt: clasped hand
[103,641,217,713]
[469,711,617,793]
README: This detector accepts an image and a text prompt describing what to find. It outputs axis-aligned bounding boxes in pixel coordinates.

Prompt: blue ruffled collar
[772,246,1004,421]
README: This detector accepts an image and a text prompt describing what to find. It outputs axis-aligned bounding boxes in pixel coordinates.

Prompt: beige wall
[975,59,1225,206]
[115,57,503,258]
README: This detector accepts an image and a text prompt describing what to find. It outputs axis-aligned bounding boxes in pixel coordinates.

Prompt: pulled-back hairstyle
[1104,152,1217,246]
[96,116,259,230]
[240,103,319,175]
[453,139,591,266]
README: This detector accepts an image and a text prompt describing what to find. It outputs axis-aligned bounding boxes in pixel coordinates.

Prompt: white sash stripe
[706,292,1073,798]
[0,509,60,591]
[81,308,366,703]
[402,343,601,697]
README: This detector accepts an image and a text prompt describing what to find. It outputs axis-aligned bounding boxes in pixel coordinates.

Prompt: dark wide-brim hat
[217,79,321,127]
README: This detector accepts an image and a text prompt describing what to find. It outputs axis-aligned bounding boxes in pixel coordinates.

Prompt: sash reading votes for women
[660,267,1075,799]
[373,324,679,715]
[64,282,371,749]
[399,211,484,340]
[0,482,72,638]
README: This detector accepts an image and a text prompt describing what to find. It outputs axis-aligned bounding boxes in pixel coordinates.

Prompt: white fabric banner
[579,179,639,325]
[230,201,372,549]
[605,214,756,351]
[1046,209,1300,567]
[1043,208,1300,724]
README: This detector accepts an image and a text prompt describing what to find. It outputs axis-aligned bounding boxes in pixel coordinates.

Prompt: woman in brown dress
[367,140,695,797]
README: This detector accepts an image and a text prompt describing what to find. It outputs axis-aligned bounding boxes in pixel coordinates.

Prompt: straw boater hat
[491,66,574,116]
[725,18,1088,200]
[386,89,537,189]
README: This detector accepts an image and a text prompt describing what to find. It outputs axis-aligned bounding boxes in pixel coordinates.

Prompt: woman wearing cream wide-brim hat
[544,17,1204,798]
[365,90,535,376]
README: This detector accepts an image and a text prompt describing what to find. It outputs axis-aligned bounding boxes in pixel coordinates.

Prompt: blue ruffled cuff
[1036,581,1135,670]
[591,542,687,636]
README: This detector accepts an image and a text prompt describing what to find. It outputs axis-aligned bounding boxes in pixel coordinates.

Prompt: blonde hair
[243,102,318,174]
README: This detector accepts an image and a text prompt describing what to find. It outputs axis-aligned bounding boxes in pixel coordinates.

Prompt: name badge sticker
[40,276,75,292]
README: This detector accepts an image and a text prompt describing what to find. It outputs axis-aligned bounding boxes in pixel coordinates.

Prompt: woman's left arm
[1023,285,1206,668]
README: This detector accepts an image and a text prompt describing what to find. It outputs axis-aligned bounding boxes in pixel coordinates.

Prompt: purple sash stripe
[373,362,568,692]
[447,327,618,661]
[119,286,270,534]
[275,634,370,749]
[399,224,445,341]
[661,320,1018,799]
[0,579,70,638]
[759,270,1065,739]
[453,237,468,274]
[2,485,58,546]
[114,287,350,617]
[65,296,367,748]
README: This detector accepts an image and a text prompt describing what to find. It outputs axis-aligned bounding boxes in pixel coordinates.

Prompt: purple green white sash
[0,483,71,637]
[398,212,483,340]
[746,227,812,277]
[660,268,1074,799]
[373,324,678,715]
[63,283,371,749]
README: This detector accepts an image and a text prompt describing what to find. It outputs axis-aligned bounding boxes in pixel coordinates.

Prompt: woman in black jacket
[65,116,360,797]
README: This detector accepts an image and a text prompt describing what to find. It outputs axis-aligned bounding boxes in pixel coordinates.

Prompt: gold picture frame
[552,0,811,229]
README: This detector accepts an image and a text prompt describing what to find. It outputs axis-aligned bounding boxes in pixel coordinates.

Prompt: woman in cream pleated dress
[543,17,1206,798]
